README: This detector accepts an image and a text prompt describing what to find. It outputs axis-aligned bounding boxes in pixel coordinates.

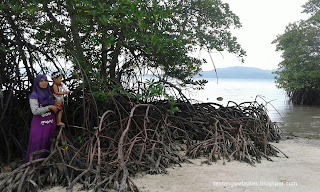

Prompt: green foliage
[61,141,68,151]
[139,79,164,102]
[91,78,181,114]
[273,0,320,104]
[1,0,247,162]
[77,136,83,145]
[167,96,182,114]
[92,91,110,102]
[1,0,245,91]
[302,0,320,15]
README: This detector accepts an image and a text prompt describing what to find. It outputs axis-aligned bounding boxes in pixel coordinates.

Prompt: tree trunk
[101,43,107,78]
[110,44,121,82]
[65,1,87,69]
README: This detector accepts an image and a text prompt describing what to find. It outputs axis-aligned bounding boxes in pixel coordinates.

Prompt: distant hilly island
[199,66,277,79]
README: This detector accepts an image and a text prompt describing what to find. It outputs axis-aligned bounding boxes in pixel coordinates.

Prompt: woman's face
[39,78,48,89]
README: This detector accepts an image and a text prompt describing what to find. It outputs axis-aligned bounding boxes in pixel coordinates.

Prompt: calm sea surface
[189,78,320,139]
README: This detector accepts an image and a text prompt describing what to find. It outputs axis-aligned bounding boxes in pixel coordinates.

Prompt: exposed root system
[0,97,283,192]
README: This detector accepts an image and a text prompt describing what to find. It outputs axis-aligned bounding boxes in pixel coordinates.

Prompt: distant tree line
[273,0,320,105]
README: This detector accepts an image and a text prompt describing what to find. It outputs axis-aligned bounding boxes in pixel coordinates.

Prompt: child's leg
[56,101,64,126]
[56,110,64,126]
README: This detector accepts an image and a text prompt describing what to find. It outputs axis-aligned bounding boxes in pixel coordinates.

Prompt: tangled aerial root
[0,99,284,192]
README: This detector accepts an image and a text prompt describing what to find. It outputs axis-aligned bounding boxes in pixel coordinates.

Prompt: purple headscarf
[29,74,54,106]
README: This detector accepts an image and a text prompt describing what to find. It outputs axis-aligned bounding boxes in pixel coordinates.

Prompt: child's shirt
[52,83,68,102]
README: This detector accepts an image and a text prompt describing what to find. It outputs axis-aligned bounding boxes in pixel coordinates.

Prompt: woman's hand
[48,105,58,113]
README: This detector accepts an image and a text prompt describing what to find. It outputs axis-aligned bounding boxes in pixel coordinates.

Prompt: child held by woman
[51,71,69,126]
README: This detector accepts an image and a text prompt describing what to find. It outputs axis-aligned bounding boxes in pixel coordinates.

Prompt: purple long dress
[25,111,56,162]
[25,74,56,163]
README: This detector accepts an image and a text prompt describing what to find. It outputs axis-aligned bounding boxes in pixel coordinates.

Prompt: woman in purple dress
[25,74,58,163]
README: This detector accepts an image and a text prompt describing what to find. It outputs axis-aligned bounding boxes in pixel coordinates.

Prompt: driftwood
[0,93,284,192]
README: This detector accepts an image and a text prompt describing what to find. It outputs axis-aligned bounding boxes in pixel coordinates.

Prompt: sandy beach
[41,136,320,192]
[132,137,320,192]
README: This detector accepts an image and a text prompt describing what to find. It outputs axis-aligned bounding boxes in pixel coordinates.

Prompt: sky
[200,0,310,71]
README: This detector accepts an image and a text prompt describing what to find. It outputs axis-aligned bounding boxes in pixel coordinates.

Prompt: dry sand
[42,137,320,192]
[133,137,320,192]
